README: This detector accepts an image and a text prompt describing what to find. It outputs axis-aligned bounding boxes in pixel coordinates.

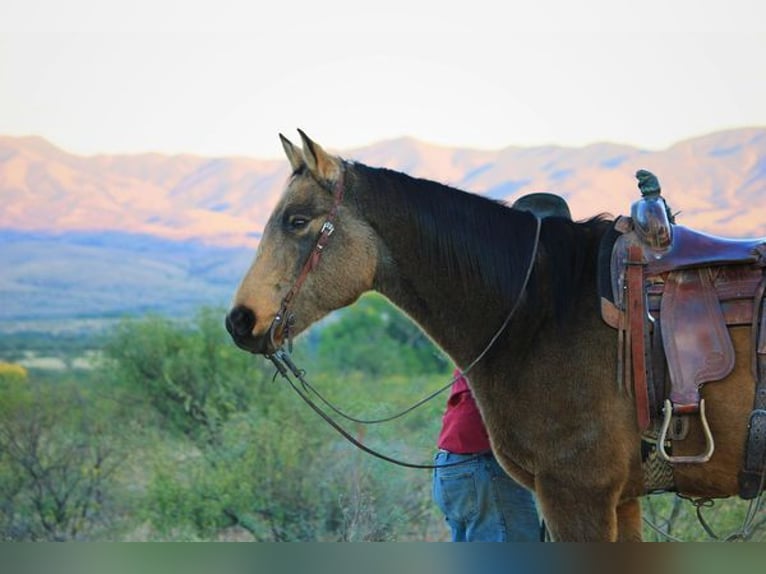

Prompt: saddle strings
[642,485,766,542]
[644,443,766,542]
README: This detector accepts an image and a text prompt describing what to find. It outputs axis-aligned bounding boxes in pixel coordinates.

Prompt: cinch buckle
[657,398,715,464]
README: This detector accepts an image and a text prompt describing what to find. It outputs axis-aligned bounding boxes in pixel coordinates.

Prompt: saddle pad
[661,268,735,410]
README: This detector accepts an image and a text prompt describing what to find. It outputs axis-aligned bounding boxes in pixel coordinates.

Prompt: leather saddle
[601,170,766,498]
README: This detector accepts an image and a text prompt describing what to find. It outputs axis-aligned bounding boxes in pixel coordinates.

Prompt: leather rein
[265,163,543,469]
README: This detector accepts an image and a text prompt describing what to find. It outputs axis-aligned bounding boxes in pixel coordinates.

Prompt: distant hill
[3,128,766,245]
[0,230,252,332]
[2,128,765,331]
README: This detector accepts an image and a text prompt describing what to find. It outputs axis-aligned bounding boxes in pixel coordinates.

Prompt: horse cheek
[317,232,378,316]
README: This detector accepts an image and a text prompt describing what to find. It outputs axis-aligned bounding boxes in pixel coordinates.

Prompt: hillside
[3,128,766,244]
[2,128,766,330]
[0,230,252,332]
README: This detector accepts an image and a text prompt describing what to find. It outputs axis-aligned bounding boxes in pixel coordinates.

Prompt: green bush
[101,308,267,448]
[95,302,449,540]
[0,375,125,540]
[6,298,762,541]
[312,294,451,377]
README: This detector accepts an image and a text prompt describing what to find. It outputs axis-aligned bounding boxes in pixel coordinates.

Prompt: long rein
[264,166,542,469]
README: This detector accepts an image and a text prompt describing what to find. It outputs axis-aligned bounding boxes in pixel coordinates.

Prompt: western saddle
[602,170,766,498]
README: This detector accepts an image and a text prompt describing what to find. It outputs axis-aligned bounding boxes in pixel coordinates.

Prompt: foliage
[313,294,451,377]
[642,492,766,542]
[0,370,124,540]
[0,331,100,364]
[3,298,765,541]
[0,362,28,383]
[141,409,442,541]
[95,303,448,540]
[101,308,264,448]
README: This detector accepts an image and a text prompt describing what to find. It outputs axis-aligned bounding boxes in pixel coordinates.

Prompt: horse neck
[351,165,542,366]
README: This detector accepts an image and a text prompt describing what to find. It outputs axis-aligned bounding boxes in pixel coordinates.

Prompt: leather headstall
[268,166,346,352]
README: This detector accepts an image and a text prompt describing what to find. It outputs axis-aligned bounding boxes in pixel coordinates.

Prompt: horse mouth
[227,327,281,356]
[230,333,271,355]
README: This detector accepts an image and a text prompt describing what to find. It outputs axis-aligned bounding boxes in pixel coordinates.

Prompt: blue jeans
[432,451,540,542]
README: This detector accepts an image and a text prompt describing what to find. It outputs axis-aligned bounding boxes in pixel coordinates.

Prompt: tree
[97,306,448,540]
[0,368,122,540]
[313,294,450,376]
[101,308,266,448]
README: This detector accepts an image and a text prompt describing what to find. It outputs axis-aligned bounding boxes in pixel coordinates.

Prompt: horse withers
[226,130,763,541]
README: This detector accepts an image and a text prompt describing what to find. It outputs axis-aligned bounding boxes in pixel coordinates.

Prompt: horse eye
[287,215,310,231]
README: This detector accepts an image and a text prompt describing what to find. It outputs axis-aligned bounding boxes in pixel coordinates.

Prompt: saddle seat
[640,224,766,276]
[608,221,766,328]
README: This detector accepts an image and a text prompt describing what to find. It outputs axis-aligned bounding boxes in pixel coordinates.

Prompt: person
[432,193,571,542]
[432,369,540,542]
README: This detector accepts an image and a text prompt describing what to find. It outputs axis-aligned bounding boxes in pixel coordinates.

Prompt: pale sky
[2,0,765,159]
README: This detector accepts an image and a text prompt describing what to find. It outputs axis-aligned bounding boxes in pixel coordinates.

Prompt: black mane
[349,162,612,316]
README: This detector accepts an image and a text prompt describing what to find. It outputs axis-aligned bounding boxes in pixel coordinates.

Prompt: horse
[225,130,760,541]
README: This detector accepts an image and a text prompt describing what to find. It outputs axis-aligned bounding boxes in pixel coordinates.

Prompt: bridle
[264,162,543,468]
[267,167,346,353]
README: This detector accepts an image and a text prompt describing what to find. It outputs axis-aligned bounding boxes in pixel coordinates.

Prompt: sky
[1,0,765,159]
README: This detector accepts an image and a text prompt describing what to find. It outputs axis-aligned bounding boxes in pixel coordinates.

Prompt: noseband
[268,166,346,353]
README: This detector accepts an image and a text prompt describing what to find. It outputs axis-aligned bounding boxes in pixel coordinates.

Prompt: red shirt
[436,370,491,454]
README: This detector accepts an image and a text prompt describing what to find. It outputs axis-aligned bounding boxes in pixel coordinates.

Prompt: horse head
[225,130,379,354]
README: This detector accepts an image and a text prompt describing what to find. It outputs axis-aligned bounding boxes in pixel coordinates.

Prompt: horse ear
[280,133,305,173]
[298,129,341,184]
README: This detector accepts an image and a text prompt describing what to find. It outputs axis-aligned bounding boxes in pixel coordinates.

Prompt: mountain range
[2,128,765,331]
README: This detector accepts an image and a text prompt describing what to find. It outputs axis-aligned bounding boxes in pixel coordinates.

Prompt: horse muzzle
[225,305,276,354]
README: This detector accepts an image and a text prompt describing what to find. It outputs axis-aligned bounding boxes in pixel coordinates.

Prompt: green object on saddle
[636,169,661,198]
[635,169,675,225]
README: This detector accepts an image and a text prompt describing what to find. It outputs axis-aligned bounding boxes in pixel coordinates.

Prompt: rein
[269,349,470,469]
[265,164,543,469]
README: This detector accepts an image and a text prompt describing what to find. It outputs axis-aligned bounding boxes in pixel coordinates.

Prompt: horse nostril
[226,305,256,339]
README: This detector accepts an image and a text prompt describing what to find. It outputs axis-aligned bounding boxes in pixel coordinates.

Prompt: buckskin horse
[225,131,766,541]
